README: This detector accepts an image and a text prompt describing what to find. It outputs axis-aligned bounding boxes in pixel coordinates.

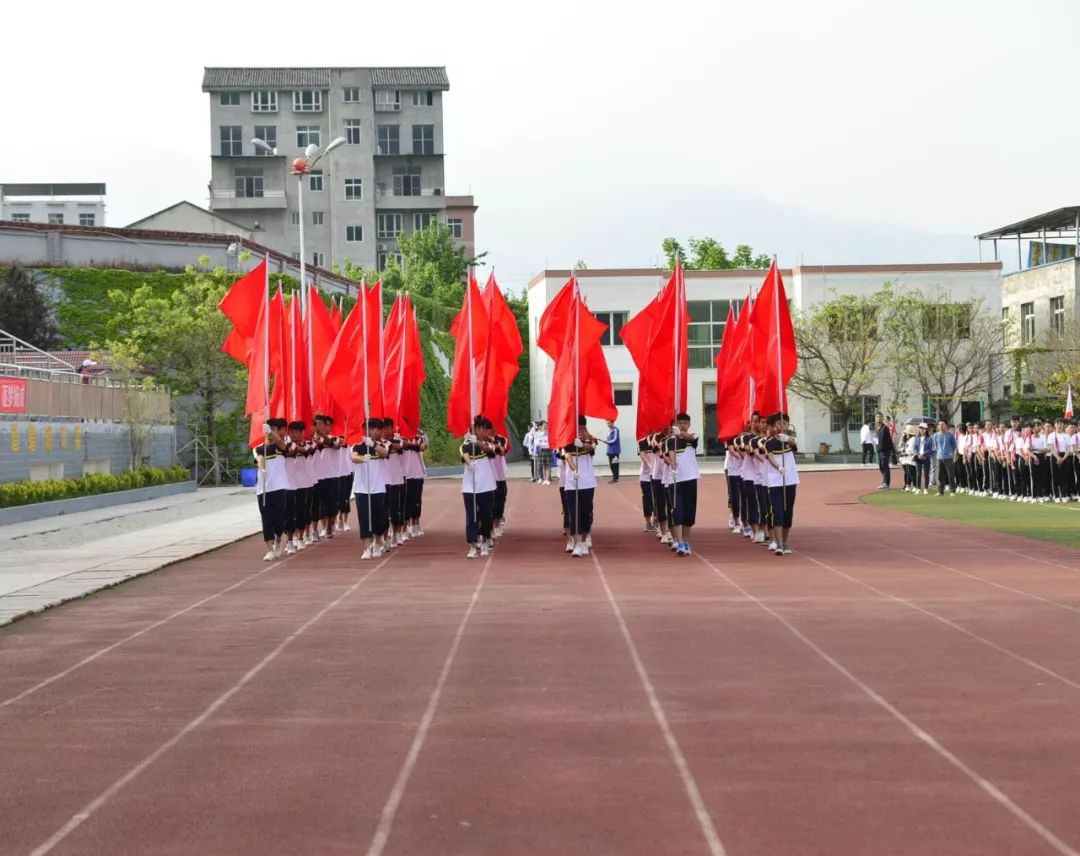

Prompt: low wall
[0,480,196,525]
[0,422,175,483]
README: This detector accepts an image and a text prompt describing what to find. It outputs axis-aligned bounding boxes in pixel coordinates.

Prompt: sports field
[3,470,1080,855]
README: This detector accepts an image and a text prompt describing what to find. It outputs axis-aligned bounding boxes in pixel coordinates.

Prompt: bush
[0,465,191,508]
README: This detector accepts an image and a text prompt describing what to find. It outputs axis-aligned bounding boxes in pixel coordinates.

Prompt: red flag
[545,279,616,449]
[447,273,490,435]
[383,294,426,436]
[323,294,364,433]
[716,291,754,440]
[382,294,408,427]
[219,259,268,363]
[307,287,340,424]
[244,283,284,447]
[321,282,383,442]
[329,297,343,333]
[537,278,574,360]
[713,302,737,386]
[478,272,523,435]
[749,260,797,417]
[363,282,385,419]
[400,297,426,436]
[285,293,313,429]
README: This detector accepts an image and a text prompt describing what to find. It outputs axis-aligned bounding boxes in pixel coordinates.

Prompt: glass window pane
[710,300,729,321]
[712,323,725,344]
[688,325,711,345]
[687,300,711,323]
[688,348,713,369]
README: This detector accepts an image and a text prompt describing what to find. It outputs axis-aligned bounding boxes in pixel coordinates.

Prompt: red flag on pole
[307,287,340,423]
[478,272,523,435]
[749,260,797,417]
[716,290,754,440]
[245,281,284,447]
[219,259,268,363]
[1066,384,1074,420]
[447,273,489,435]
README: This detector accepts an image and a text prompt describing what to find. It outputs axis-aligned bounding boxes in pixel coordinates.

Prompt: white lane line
[365,554,493,856]
[0,561,284,712]
[592,553,726,856]
[694,551,1080,856]
[27,552,397,856]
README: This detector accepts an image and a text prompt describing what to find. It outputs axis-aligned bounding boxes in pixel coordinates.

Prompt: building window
[377,124,400,155]
[377,213,403,238]
[613,384,633,406]
[234,166,264,198]
[1001,306,1009,322]
[10,212,29,222]
[296,125,321,148]
[346,225,363,242]
[344,118,361,145]
[219,92,240,106]
[1021,301,1035,345]
[251,90,278,113]
[47,213,64,225]
[219,125,243,156]
[254,125,277,154]
[344,178,363,200]
[377,251,403,270]
[687,299,743,368]
[375,89,400,111]
[292,90,323,112]
[921,303,972,339]
[79,213,95,227]
[392,166,421,196]
[448,218,463,238]
[312,211,324,226]
[1003,384,1012,398]
[291,212,300,227]
[343,87,361,103]
[309,170,323,192]
[595,311,629,346]
[312,251,325,267]
[1023,382,1036,395]
[1051,295,1066,335]
[412,124,435,155]
[830,395,880,433]
[412,90,434,106]
[413,212,434,232]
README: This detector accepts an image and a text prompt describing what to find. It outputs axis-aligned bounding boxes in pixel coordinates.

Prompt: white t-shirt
[1032,435,1048,453]
[860,424,872,444]
[565,448,596,490]
[462,453,496,493]
[255,443,288,494]
[351,443,386,495]
[672,439,699,483]
[639,449,655,482]
[533,431,548,454]
[726,445,742,477]
[763,437,800,488]
[492,452,508,481]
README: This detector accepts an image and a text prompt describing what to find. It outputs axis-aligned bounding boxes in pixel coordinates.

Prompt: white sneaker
[317,529,327,540]
[297,538,308,551]
[754,531,766,544]
[361,546,374,560]
[373,544,384,557]
[585,534,592,549]
[660,533,673,544]
[415,525,424,536]
[479,542,491,557]
[768,541,778,552]
[262,550,275,561]
[342,522,351,532]
[727,517,736,528]
[571,543,588,558]
[466,546,479,559]
[285,543,297,555]
[566,538,575,553]
[273,542,284,558]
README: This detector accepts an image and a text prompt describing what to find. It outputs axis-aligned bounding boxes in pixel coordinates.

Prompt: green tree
[104,269,247,461]
[0,266,58,348]
[661,237,770,270]
[789,287,895,453]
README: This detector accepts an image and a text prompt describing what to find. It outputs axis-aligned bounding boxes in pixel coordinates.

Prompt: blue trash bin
[240,467,258,488]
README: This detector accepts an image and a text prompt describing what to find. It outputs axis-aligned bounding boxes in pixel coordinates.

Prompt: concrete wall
[0,421,175,483]
[1001,259,1080,346]
[128,205,256,241]
[527,264,1003,455]
[1,200,105,226]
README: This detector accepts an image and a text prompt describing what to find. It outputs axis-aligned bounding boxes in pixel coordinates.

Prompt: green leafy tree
[661,237,770,270]
[104,269,246,460]
[790,287,895,453]
[0,266,58,348]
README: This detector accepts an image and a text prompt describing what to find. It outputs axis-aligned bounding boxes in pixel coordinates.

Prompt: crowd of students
[253,415,428,561]
[889,415,1080,502]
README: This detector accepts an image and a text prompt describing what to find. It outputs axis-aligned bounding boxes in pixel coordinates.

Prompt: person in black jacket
[875,412,894,489]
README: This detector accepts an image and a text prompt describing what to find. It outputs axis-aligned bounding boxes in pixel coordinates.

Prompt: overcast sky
[8,0,1079,289]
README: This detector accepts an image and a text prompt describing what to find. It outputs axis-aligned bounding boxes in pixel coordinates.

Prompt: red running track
[3,471,1080,855]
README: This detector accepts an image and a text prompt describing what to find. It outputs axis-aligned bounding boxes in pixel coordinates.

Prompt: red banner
[0,377,28,413]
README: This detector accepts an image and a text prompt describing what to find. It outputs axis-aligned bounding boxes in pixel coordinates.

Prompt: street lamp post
[252,135,346,404]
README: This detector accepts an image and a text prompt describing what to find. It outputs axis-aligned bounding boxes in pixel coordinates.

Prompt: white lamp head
[304,143,319,159]
[251,137,277,155]
[324,136,348,155]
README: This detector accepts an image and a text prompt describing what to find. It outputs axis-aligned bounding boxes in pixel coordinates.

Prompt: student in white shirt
[533,422,551,485]
[650,428,672,545]
[402,428,428,537]
[859,420,875,465]
[491,432,510,538]
[254,418,289,561]
[763,412,799,556]
[522,423,537,482]
[351,418,390,560]
[637,435,657,531]
[461,416,498,558]
[563,416,598,557]
[665,412,700,557]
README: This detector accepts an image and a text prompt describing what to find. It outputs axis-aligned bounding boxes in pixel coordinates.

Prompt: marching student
[1017,424,1035,502]
[650,428,672,545]
[283,421,312,554]
[665,412,699,557]
[637,434,657,531]
[351,418,389,560]
[751,424,773,543]
[602,418,622,484]
[402,427,427,537]
[491,431,510,538]
[336,426,353,534]
[312,414,342,540]
[563,416,598,557]
[725,432,745,533]
[763,412,799,555]
[461,416,498,558]
[381,418,407,545]
[739,420,763,541]
[255,418,289,560]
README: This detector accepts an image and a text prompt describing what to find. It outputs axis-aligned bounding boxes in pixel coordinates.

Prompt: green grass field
[861,489,1080,550]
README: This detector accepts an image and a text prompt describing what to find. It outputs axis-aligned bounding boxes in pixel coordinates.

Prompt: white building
[527,263,1003,456]
[0,183,106,227]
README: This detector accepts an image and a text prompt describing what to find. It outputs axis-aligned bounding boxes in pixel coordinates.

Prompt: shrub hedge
[0,465,191,508]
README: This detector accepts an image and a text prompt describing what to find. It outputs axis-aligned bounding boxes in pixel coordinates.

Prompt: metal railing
[0,330,76,373]
[0,363,171,422]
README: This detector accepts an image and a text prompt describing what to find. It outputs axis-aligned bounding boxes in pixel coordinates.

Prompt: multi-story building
[202,67,451,273]
[445,195,478,260]
[0,183,106,227]
[528,263,1003,456]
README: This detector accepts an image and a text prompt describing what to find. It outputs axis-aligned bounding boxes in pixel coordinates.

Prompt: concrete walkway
[0,487,260,627]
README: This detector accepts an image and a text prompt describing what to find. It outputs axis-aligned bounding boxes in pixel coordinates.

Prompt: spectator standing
[932,420,957,495]
[859,420,875,465]
[875,413,894,489]
[602,419,622,483]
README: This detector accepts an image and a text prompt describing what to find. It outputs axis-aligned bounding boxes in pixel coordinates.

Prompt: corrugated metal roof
[370,67,449,89]
[202,68,331,90]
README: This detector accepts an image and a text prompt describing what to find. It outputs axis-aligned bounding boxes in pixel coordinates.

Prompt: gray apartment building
[202,67,451,272]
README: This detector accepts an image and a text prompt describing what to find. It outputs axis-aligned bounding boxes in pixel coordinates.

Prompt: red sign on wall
[0,377,28,413]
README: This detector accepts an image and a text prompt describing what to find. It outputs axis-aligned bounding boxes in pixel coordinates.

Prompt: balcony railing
[210,189,286,200]
[374,102,401,112]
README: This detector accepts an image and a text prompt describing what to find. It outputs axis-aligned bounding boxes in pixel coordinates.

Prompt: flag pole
[263,255,271,426]
[573,270,582,544]
[360,277,373,546]
[466,269,478,532]
[773,256,783,414]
